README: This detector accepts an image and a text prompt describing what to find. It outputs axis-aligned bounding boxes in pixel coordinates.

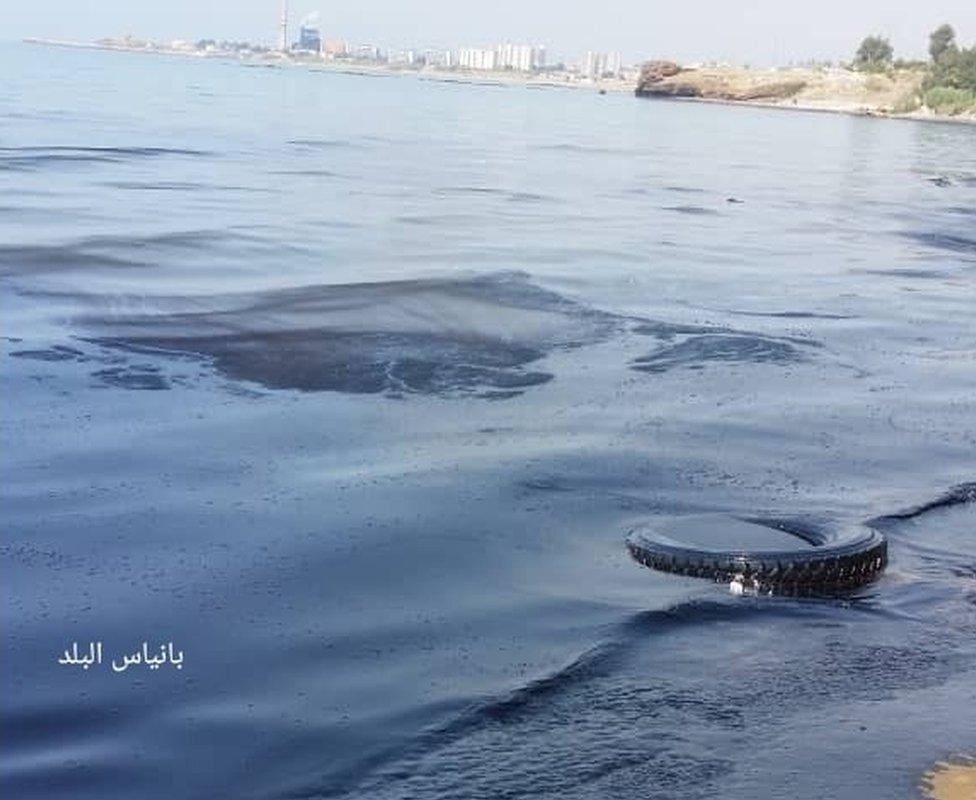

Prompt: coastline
[640,92,976,126]
[22,38,976,126]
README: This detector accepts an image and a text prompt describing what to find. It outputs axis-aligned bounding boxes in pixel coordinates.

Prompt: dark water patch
[10,345,86,362]
[663,185,706,194]
[395,213,482,226]
[663,205,720,216]
[102,180,276,193]
[434,186,508,197]
[0,145,210,171]
[726,309,853,320]
[630,321,725,340]
[869,482,976,527]
[0,205,76,221]
[0,244,147,274]
[902,231,976,256]
[0,146,210,157]
[0,541,79,570]
[40,229,239,251]
[860,268,951,280]
[519,476,574,493]
[292,602,756,799]
[98,330,551,397]
[477,389,524,400]
[946,206,976,217]
[315,601,865,799]
[80,273,625,398]
[268,169,345,178]
[631,334,810,374]
[0,229,271,277]
[91,365,170,391]
[322,593,968,800]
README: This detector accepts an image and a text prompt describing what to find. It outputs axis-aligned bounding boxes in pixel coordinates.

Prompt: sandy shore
[922,759,976,800]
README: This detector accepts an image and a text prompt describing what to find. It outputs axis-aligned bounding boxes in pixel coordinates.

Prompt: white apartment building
[457,43,546,72]
[459,47,497,71]
[583,51,623,79]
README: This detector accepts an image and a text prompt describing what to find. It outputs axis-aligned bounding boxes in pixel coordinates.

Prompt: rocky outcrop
[634,64,933,118]
[636,81,702,98]
[636,60,683,89]
[636,61,807,102]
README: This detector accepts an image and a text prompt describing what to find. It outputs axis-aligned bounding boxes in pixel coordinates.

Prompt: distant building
[583,51,622,79]
[323,39,347,57]
[458,47,496,71]
[458,43,544,72]
[356,43,382,61]
[297,25,321,53]
[391,49,417,65]
[421,49,453,68]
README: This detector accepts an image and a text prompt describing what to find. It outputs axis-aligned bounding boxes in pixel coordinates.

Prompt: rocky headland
[635,60,974,122]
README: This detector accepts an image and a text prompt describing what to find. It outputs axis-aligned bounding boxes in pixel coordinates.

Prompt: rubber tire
[627,518,887,595]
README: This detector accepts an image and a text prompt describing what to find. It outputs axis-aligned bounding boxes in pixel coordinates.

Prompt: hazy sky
[5,1,976,65]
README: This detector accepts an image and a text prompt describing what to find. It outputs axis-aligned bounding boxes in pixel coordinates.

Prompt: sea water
[2,41,975,799]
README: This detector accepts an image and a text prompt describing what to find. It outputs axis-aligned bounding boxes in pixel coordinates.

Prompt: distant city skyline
[4,0,976,66]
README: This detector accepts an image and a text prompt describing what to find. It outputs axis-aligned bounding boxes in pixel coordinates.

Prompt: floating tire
[627,515,887,595]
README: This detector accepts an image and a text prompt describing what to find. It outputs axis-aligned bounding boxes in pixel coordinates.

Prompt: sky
[4,1,976,66]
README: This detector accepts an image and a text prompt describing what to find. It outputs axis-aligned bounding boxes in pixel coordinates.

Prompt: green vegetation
[854,36,894,72]
[924,23,976,115]
[923,86,976,115]
[852,24,976,115]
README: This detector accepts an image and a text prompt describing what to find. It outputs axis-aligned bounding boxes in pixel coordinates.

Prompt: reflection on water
[2,41,976,800]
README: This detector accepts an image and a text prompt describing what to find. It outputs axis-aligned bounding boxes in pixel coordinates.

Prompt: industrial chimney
[278,0,288,51]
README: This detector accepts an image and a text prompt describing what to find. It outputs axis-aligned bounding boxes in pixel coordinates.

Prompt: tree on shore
[928,24,956,62]
[928,47,976,91]
[922,23,976,114]
[854,36,894,72]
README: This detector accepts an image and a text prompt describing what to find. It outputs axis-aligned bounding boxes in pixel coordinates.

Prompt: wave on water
[0,146,211,171]
[723,309,853,320]
[533,142,636,156]
[868,482,976,527]
[289,589,966,800]
[903,231,976,257]
[284,599,763,799]
[287,138,365,150]
[662,205,721,216]
[101,180,278,193]
[0,229,296,277]
[630,333,812,373]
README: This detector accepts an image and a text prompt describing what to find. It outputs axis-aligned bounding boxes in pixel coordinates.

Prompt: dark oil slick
[2,41,976,800]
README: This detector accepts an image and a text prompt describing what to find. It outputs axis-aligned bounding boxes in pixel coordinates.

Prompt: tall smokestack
[278,0,288,51]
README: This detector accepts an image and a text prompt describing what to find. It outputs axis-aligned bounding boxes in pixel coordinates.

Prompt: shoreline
[640,92,976,126]
[22,38,976,127]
